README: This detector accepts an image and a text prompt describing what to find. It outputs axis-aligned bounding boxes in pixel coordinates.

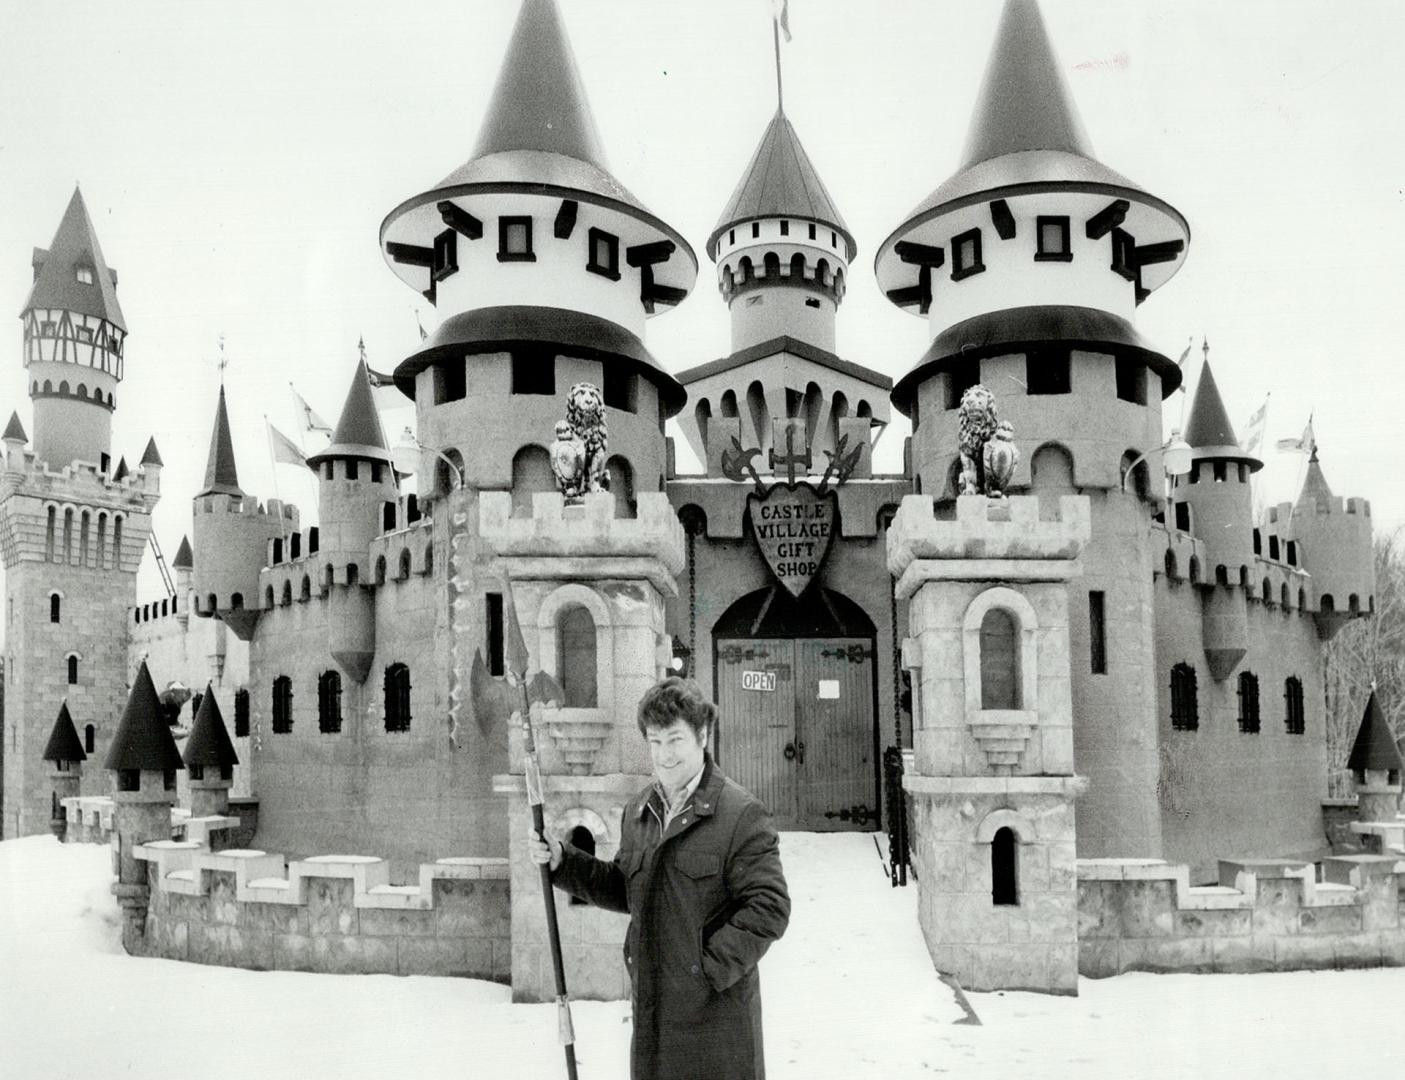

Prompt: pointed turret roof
[140,437,163,467]
[22,187,126,331]
[707,110,855,261]
[306,359,392,468]
[42,702,86,764]
[198,385,244,498]
[183,685,239,770]
[172,535,194,570]
[3,412,27,443]
[104,661,184,773]
[1347,691,1405,774]
[1295,446,1335,511]
[112,457,129,482]
[1184,361,1262,471]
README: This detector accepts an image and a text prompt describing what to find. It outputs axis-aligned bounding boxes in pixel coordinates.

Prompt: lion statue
[956,383,1000,496]
[554,381,609,501]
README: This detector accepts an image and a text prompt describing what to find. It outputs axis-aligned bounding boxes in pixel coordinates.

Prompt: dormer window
[432,228,458,282]
[1035,216,1072,262]
[497,216,535,262]
[76,266,94,285]
[951,228,985,281]
[586,227,620,280]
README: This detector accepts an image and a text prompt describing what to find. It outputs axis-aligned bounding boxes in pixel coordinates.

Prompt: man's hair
[636,676,717,739]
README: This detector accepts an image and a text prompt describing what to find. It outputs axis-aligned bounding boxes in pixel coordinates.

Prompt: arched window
[1163,549,1178,581]
[50,593,61,623]
[1281,584,1291,609]
[568,825,596,906]
[374,556,387,585]
[1170,663,1198,731]
[1030,443,1075,492]
[233,689,250,737]
[113,516,122,565]
[265,585,276,609]
[384,663,412,732]
[271,675,293,733]
[558,605,598,708]
[606,456,636,519]
[979,608,1019,709]
[300,575,311,601]
[399,548,412,580]
[510,445,556,517]
[789,252,805,281]
[746,380,769,452]
[763,251,780,278]
[1188,556,1202,585]
[829,390,849,451]
[1237,671,1260,734]
[694,398,711,454]
[79,511,90,564]
[1284,676,1305,735]
[738,255,754,282]
[84,724,95,754]
[346,563,359,586]
[230,592,244,610]
[281,581,292,607]
[45,506,56,560]
[991,827,1019,906]
[423,544,433,575]
[1262,578,1273,605]
[63,509,74,562]
[67,655,78,685]
[318,670,343,734]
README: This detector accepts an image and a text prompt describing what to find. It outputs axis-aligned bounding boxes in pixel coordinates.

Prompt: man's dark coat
[552,754,790,1080]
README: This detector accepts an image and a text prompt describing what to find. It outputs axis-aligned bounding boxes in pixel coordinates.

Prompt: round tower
[21,188,127,469]
[708,110,855,356]
[379,0,696,507]
[1289,445,1375,639]
[306,358,397,684]
[41,701,86,840]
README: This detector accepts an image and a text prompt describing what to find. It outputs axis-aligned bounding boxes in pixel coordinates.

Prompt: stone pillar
[189,773,232,818]
[48,765,81,841]
[111,769,175,953]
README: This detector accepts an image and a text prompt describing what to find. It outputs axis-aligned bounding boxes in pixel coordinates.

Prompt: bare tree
[1324,529,1405,796]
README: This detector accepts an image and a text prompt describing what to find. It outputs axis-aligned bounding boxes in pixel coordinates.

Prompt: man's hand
[527,827,563,872]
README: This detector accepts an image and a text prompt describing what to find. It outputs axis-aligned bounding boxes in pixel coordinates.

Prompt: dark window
[318,670,343,734]
[558,606,598,708]
[1268,536,1280,560]
[117,769,140,792]
[1238,672,1260,734]
[272,675,293,734]
[84,724,95,754]
[486,592,505,677]
[371,462,383,484]
[1089,591,1107,674]
[511,350,555,395]
[586,227,620,280]
[603,368,637,413]
[1174,502,1191,532]
[323,462,334,480]
[729,229,735,245]
[438,360,466,403]
[346,460,359,481]
[1170,663,1198,730]
[50,594,60,623]
[1115,356,1147,404]
[498,216,534,261]
[945,358,981,411]
[831,230,837,248]
[1025,347,1071,395]
[67,656,78,685]
[979,608,1019,709]
[1035,216,1072,261]
[808,223,817,240]
[1252,529,1262,555]
[751,222,760,239]
[1212,461,1227,483]
[234,690,250,737]
[951,228,985,280]
[432,228,457,282]
[1284,676,1305,735]
[992,827,1019,906]
[384,663,412,732]
[779,220,789,236]
[1286,541,1297,565]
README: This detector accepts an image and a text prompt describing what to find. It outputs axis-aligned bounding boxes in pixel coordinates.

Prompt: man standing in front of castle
[528,676,790,1080]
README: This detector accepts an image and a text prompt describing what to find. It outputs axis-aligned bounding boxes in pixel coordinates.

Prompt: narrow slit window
[586,227,620,280]
[385,663,412,732]
[1089,591,1107,674]
[272,676,293,734]
[1170,663,1199,731]
[498,216,534,262]
[1284,676,1305,735]
[951,228,985,281]
[486,592,505,676]
[234,689,250,737]
[1035,216,1072,261]
[318,670,343,734]
[1237,671,1260,733]
[991,828,1019,906]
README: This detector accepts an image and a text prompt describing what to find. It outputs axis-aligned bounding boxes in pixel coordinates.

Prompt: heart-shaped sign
[746,483,838,598]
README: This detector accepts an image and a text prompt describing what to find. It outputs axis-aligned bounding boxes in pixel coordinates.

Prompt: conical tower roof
[140,437,163,467]
[3,412,27,443]
[198,385,244,498]
[22,187,126,330]
[183,685,239,770]
[1346,691,1405,774]
[1295,446,1335,511]
[112,456,129,482]
[708,110,855,261]
[306,359,392,468]
[1184,361,1262,471]
[42,702,86,764]
[172,535,194,570]
[104,661,184,773]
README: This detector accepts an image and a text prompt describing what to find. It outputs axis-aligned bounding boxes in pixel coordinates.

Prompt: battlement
[131,590,182,632]
[194,492,300,527]
[1151,521,1207,584]
[265,526,319,566]
[1280,495,1373,520]
[3,449,156,501]
[888,494,1090,585]
[479,490,686,579]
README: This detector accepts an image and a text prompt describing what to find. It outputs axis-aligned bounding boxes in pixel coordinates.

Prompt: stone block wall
[1078,855,1405,976]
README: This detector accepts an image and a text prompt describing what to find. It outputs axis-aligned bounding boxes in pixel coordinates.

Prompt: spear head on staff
[469,578,575,1078]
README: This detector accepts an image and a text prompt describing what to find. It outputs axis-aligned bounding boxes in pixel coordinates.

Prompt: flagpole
[263,415,292,543]
[773,16,784,113]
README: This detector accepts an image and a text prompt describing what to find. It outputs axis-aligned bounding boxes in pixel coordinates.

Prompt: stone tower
[1,192,160,838]
[874,0,1190,859]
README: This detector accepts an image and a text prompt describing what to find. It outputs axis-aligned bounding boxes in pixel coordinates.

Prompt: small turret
[3,411,26,473]
[1348,690,1403,827]
[183,685,238,818]
[1288,445,1373,639]
[139,436,163,499]
[41,701,86,840]
[22,188,127,470]
[307,358,397,683]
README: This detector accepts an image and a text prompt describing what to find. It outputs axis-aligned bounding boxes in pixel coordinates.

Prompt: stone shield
[746,483,837,598]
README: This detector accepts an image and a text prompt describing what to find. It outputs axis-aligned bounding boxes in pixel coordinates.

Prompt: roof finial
[772,0,791,115]
[216,334,228,384]
[1202,336,1210,363]
[358,335,367,365]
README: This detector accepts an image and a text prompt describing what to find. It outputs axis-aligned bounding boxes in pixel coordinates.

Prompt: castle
[3,0,1397,998]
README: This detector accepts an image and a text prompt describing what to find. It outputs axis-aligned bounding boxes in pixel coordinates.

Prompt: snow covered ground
[3,831,1402,1079]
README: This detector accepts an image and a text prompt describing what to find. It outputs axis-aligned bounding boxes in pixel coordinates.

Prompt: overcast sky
[3,0,1403,605]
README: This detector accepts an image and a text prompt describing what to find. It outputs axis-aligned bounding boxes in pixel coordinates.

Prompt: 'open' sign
[741,670,777,692]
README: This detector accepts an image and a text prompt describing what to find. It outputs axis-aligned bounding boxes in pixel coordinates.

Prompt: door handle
[784,741,796,761]
[795,740,805,764]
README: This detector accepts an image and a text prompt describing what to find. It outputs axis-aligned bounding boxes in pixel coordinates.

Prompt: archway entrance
[713,586,879,831]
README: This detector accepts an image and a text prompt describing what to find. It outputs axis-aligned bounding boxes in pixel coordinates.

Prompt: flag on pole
[290,384,332,435]
[1240,395,1269,456]
[414,310,428,342]
[772,0,791,41]
[1175,337,1193,367]
[267,422,311,468]
[1276,417,1315,454]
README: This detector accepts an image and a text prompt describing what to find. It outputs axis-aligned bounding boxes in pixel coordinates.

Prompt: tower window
[271,675,293,734]
[558,605,598,708]
[729,229,735,245]
[511,350,555,395]
[318,670,343,734]
[436,359,466,403]
[1238,671,1260,733]
[1089,591,1107,674]
[808,223,817,240]
[945,358,981,411]
[603,368,637,413]
[951,228,985,280]
[84,724,95,754]
[1025,347,1071,395]
[752,223,760,239]
[346,460,359,481]
[50,594,61,623]
[1035,216,1072,261]
[1284,676,1305,735]
[586,227,620,280]
[76,266,94,285]
[432,228,458,282]
[497,216,535,262]
[831,230,837,248]
[991,827,1019,906]
[1115,356,1147,405]
[67,655,78,685]
[384,663,412,732]
[979,608,1020,709]
[486,592,505,676]
[1170,662,1199,731]
[779,220,789,236]
[234,689,250,737]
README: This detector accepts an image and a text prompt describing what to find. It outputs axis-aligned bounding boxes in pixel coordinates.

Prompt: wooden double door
[715,637,878,831]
